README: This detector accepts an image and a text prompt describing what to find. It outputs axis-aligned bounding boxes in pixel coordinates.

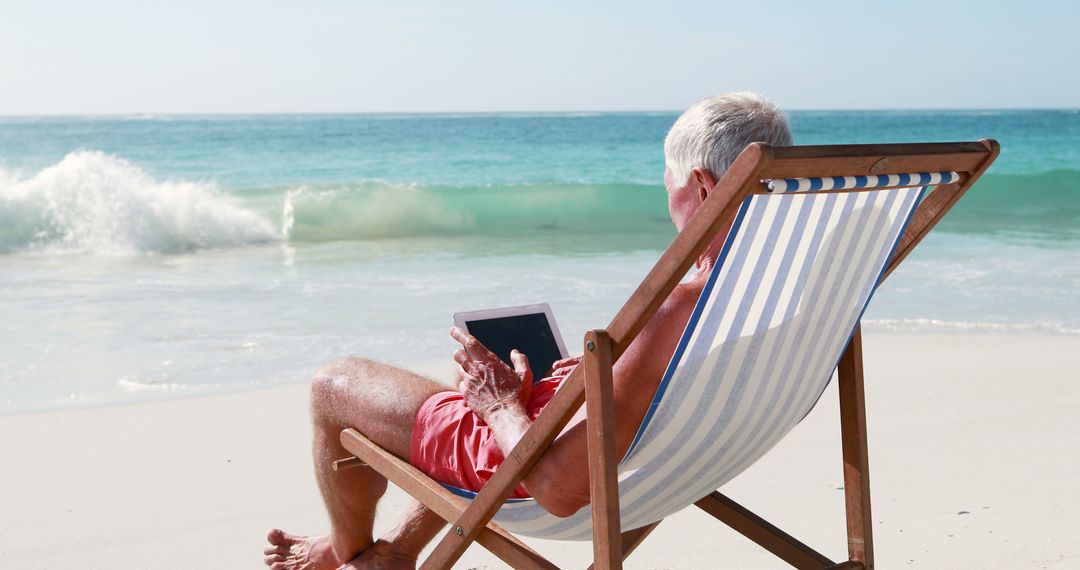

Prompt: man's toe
[267,528,285,544]
[264,544,289,556]
[267,528,301,545]
[265,554,285,566]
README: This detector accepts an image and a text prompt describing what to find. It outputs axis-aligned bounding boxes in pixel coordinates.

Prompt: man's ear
[691,168,718,204]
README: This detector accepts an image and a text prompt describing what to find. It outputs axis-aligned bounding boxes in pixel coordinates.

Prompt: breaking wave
[0,151,672,256]
[272,180,671,243]
[0,151,279,255]
[939,169,1080,240]
[3,150,1076,256]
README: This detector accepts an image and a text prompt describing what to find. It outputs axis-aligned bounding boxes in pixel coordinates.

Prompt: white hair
[664,92,793,186]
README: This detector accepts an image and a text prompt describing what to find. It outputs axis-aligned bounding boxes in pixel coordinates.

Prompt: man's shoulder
[646,278,706,336]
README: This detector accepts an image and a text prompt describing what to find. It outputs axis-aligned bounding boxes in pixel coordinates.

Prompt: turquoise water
[1,111,1077,413]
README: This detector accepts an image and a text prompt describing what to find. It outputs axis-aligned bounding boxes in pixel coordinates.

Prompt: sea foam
[0,151,279,255]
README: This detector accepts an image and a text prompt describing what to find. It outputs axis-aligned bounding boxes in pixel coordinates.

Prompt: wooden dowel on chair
[332,456,368,472]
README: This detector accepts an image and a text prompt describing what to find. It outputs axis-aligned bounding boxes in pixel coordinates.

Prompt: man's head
[664,92,792,231]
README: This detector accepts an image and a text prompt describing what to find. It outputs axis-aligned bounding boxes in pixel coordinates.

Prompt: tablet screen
[463,312,565,381]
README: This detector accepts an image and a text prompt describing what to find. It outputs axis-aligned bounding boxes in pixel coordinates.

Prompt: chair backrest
[610,173,948,531]
[484,171,954,540]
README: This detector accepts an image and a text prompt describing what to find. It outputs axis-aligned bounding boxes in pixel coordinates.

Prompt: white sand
[2,332,1078,569]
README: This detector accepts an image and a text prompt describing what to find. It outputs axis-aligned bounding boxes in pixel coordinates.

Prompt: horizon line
[1,107,1078,119]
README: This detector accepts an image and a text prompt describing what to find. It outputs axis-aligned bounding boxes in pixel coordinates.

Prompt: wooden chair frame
[338,140,1000,569]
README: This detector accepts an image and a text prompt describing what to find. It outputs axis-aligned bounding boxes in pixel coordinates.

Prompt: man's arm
[450,279,702,518]
[523,281,701,516]
[450,326,535,461]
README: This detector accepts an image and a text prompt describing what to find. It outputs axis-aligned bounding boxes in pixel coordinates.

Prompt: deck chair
[335,140,999,569]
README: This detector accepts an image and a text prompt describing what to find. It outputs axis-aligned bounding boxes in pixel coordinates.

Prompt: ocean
[1,110,1077,414]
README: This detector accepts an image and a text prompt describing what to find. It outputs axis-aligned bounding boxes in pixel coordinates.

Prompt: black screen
[465,313,564,382]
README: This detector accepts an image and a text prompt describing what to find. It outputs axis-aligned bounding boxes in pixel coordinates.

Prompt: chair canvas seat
[441,181,925,540]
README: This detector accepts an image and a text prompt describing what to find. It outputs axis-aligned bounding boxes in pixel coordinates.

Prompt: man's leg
[265,357,448,569]
[341,499,448,568]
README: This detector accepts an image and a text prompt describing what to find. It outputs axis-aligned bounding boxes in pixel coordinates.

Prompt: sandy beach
[2,332,1077,569]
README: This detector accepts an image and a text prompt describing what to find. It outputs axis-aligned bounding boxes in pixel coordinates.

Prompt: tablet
[453,303,569,381]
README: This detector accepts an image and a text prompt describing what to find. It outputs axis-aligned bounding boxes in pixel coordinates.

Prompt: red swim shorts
[410,374,566,498]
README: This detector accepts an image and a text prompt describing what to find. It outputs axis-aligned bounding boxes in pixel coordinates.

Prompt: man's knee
[311,356,379,410]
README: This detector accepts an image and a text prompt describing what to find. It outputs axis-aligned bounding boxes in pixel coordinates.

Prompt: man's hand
[548,354,583,377]
[450,327,533,423]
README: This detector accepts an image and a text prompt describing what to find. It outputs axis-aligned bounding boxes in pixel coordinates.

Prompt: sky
[1,0,1077,114]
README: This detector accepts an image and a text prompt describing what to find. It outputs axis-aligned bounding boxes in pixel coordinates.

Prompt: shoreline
[3,328,1078,418]
[0,359,458,419]
[2,332,1078,568]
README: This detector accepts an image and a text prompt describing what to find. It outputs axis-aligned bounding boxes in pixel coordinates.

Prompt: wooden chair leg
[823,562,865,570]
[586,521,662,570]
[585,330,623,570]
[695,492,834,569]
[837,326,874,569]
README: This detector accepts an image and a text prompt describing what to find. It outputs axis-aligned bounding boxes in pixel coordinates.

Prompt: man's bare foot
[264,529,339,570]
[338,539,418,570]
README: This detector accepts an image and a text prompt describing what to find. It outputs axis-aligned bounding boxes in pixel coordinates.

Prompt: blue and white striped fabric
[766,171,956,193]
[446,181,927,540]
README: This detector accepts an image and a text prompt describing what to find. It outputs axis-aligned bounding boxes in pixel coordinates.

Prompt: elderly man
[265,92,793,570]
